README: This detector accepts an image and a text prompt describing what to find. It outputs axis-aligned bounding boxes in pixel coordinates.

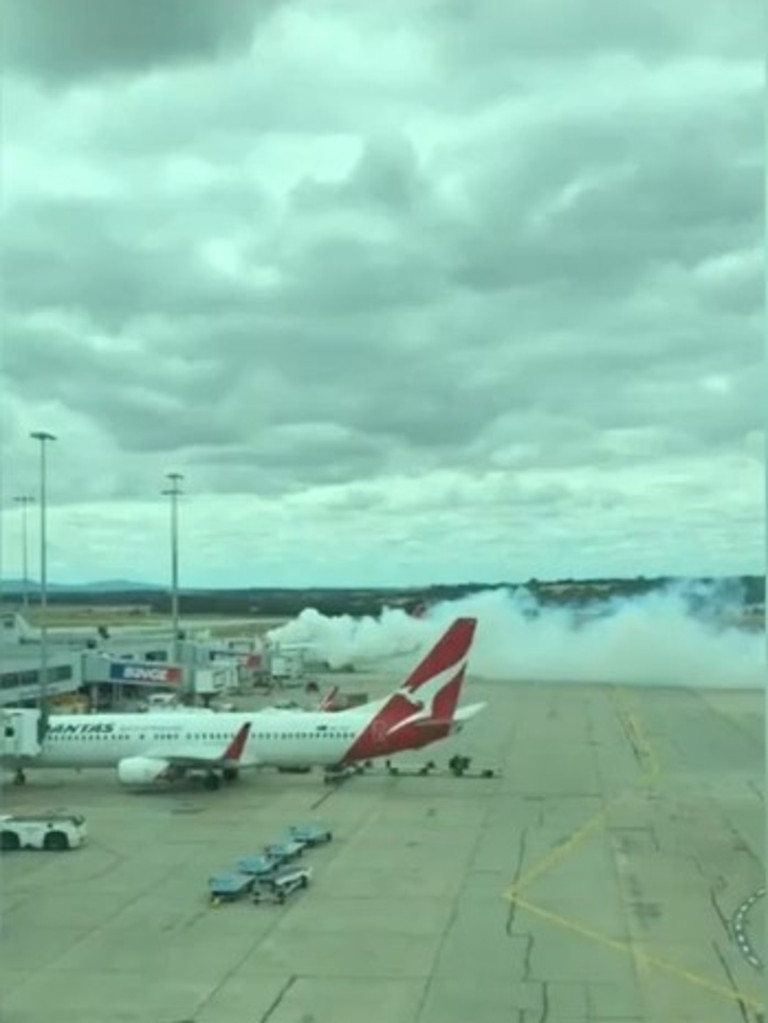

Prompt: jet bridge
[1,708,43,761]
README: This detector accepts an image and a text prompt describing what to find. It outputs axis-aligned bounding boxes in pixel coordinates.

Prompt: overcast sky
[0,0,763,588]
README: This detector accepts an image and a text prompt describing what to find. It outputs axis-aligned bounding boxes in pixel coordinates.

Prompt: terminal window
[0,664,74,689]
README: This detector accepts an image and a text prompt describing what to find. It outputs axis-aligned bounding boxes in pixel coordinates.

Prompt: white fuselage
[37,710,370,770]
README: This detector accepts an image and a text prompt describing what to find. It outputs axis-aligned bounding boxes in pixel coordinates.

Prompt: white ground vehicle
[252,863,313,903]
[0,811,87,851]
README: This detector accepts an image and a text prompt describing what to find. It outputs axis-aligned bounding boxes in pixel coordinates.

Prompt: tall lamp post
[162,472,184,664]
[30,431,56,739]
[13,495,34,608]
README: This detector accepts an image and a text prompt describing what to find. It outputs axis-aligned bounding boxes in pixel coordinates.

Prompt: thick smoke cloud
[268,582,762,689]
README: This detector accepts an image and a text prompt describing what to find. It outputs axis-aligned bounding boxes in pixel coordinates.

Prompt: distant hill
[2,579,164,594]
[1,574,762,620]
[81,580,165,593]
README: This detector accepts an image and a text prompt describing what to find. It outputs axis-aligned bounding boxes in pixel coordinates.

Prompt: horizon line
[0,572,762,594]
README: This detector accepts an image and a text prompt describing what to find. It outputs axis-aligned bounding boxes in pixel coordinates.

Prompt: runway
[0,673,763,1022]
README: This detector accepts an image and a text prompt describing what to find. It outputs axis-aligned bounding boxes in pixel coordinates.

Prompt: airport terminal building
[0,611,245,708]
[0,650,82,708]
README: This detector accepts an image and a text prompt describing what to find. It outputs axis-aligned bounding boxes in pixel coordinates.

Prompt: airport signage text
[108,662,181,685]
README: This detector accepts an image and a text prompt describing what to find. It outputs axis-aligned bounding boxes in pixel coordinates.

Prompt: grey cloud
[620,362,764,449]
[312,134,433,218]
[281,234,445,315]
[67,32,431,165]
[1,181,268,329]
[451,82,762,297]
[171,312,514,454]
[2,311,236,456]
[1,1,761,511]
[432,0,762,83]
[0,0,268,84]
[693,251,763,315]
[183,424,395,496]
[79,71,361,164]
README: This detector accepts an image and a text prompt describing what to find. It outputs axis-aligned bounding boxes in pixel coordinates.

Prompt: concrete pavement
[0,673,763,1022]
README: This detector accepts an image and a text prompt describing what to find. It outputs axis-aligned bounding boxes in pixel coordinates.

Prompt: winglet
[317,685,339,711]
[222,721,251,762]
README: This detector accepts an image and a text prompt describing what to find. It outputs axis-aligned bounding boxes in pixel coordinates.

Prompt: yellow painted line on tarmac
[505,792,628,897]
[500,689,761,1012]
[504,687,661,899]
[506,893,764,1013]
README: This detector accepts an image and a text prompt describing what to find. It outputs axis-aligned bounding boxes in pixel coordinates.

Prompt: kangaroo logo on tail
[386,617,476,733]
[341,617,477,762]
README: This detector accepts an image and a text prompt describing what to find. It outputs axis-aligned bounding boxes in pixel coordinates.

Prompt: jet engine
[116,756,173,786]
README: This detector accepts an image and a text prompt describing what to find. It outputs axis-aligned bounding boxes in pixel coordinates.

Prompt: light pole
[13,496,34,608]
[0,475,4,608]
[30,431,56,739]
[162,472,184,664]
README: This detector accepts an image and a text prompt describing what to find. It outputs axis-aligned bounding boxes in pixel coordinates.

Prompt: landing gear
[448,755,471,777]
[12,768,26,786]
[201,769,238,790]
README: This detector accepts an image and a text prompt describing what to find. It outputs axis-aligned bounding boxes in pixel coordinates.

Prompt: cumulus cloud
[0,0,762,585]
[0,0,268,83]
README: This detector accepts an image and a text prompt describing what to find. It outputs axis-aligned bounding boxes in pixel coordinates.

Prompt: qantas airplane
[4,617,483,790]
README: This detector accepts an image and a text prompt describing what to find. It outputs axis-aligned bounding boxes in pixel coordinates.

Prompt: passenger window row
[46,729,355,741]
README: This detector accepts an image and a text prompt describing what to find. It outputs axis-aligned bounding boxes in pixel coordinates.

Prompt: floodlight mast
[29,430,56,741]
[13,495,34,607]
[162,472,184,664]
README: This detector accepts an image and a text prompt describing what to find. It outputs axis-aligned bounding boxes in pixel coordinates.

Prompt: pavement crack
[522,932,535,980]
[504,827,528,935]
[690,689,764,754]
[613,704,644,770]
[538,980,550,1023]
[709,884,732,940]
[711,941,752,1023]
[747,780,763,803]
[259,975,297,1023]
[691,854,707,877]
[192,894,297,1019]
[310,787,339,810]
[414,808,491,1021]
[723,818,763,872]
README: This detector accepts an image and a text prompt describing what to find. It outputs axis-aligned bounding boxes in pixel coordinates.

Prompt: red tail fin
[399,616,476,699]
[341,617,477,762]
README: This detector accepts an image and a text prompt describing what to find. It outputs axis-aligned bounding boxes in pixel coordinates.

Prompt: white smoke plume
[267,582,764,689]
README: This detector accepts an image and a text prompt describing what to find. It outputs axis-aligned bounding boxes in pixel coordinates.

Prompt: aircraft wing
[145,721,256,768]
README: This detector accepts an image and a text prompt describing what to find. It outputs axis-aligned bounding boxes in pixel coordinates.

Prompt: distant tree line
[7,574,762,618]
